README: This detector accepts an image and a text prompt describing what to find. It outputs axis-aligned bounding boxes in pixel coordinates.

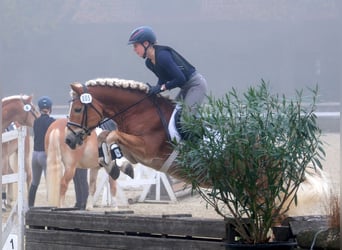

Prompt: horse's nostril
[65,138,75,149]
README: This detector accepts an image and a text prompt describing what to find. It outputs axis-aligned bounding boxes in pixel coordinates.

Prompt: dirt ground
[2,132,340,223]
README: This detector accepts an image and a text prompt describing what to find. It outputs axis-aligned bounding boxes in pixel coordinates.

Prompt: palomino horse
[65,78,330,215]
[2,95,39,208]
[45,118,133,208]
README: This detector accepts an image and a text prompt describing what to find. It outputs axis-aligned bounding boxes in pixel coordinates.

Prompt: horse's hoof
[124,165,134,179]
[128,198,135,205]
[108,161,120,180]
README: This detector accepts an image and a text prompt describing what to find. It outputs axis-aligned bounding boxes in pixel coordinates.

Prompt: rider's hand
[149,85,162,95]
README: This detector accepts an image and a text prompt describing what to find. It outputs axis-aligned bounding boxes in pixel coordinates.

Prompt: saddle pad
[168,104,182,142]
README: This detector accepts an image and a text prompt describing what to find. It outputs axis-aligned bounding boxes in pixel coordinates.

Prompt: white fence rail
[1,127,26,250]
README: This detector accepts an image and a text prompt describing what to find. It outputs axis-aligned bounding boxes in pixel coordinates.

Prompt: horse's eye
[74,107,82,113]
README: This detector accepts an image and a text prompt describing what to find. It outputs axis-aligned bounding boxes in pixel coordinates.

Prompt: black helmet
[128,26,156,45]
[38,96,52,110]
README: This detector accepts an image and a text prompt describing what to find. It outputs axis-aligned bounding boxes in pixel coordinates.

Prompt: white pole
[17,126,26,250]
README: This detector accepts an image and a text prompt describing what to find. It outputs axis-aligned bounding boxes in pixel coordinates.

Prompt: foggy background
[0,0,341,117]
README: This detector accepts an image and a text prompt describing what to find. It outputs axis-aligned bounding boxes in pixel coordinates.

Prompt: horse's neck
[2,102,23,129]
[106,97,173,131]
[2,116,15,130]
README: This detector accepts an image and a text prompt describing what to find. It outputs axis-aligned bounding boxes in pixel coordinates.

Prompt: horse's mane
[85,78,149,94]
[83,78,175,104]
[2,95,31,103]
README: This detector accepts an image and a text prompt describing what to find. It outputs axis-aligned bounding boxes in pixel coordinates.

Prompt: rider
[127,26,208,114]
[28,96,55,207]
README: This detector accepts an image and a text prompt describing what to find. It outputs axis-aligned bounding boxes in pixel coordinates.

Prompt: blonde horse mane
[2,94,31,102]
[85,78,150,93]
[70,78,175,103]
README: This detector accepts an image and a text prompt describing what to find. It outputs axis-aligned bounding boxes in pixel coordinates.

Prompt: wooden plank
[25,210,227,239]
[289,220,329,236]
[26,242,97,250]
[284,216,330,236]
[25,229,226,250]
[2,173,19,184]
[2,130,19,143]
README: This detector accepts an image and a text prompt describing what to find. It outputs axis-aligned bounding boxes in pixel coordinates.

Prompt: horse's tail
[46,128,63,207]
[285,167,331,217]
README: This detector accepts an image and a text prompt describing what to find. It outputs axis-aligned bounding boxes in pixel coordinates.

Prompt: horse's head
[65,82,104,149]
[21,95,40,126]
[2,95,39,129]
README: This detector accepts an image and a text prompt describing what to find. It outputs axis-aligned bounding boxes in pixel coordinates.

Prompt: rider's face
[133,43,145,58]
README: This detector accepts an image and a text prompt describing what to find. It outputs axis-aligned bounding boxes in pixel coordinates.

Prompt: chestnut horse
[65,78,330,216]
[45,118,132,208]
[2,95,39,208]
[65,78,181,181]
[2,95,38,129]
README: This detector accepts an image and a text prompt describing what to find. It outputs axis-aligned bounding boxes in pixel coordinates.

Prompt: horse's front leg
[96,130,120,180]
[87,167,99,209]
[59,167,76,208]
[108,177,118,208]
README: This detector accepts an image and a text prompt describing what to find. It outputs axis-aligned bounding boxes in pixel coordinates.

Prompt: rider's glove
[148,85,162,95]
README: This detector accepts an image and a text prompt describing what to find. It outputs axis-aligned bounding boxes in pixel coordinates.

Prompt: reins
[97,93,151,127]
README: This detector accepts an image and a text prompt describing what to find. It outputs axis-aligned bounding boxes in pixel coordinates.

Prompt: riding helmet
[38,96,52,110]
[128,26,156,45]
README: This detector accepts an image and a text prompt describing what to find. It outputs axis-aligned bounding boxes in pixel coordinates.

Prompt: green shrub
[174,80,325,243]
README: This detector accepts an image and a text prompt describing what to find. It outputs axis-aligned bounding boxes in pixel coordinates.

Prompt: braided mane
[85,78,149,94]
[82,77,175,104]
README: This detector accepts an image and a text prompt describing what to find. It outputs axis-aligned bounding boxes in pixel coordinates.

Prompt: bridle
[66,84,104,145]
[21,95,39,123]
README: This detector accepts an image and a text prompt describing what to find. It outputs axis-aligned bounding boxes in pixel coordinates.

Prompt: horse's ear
[21,93,32,102]
[70,82,83,95]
